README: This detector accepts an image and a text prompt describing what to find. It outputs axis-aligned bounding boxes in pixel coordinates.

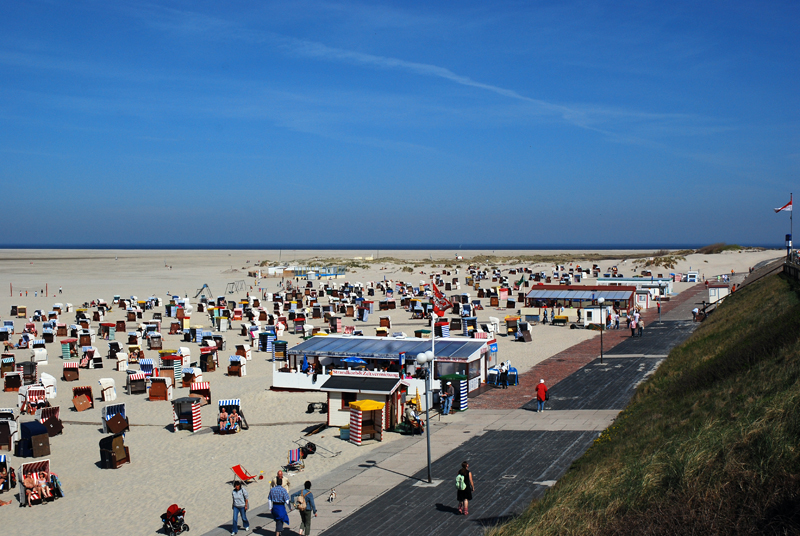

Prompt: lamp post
[598,297,605,365]
[416,349,434,483]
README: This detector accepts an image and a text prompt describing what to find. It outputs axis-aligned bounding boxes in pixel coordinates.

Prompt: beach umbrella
[341,357,367,365]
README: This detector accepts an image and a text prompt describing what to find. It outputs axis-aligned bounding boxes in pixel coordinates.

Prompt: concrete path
[201,282,708,536]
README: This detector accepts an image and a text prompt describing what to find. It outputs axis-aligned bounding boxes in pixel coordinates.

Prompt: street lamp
[598,297,605,365]
[416,349,434,483]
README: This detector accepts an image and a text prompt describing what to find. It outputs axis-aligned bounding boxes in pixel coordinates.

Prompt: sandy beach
[0,247,781,534]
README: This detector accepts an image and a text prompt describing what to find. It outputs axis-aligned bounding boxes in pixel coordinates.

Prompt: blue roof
[288,336,485,360]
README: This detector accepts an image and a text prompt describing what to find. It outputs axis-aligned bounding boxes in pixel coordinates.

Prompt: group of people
[627,310,644,337]
[218,407,242,432]
[231,470,319,536]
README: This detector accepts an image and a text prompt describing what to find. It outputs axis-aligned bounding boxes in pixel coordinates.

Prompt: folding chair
[285,448,305,472]
[230,464,259,484]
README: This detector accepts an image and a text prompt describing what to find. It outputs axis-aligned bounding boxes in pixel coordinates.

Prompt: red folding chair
[230,464,259,484]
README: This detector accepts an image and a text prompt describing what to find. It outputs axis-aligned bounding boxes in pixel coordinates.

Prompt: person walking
[638,320,644,337]
[269,482,291,536]
[535,379,548,413]
[290,481,318,536]
[630,319,637,338]
[456,461,475,516]
[442,381,454,415]
[614,312,620,330]
[270,470,291,493]
[230,481,250,534]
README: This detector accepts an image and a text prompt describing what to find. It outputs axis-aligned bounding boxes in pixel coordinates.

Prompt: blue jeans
[537,399,545,412]
[232,506,249,533]
[442,395,453,415]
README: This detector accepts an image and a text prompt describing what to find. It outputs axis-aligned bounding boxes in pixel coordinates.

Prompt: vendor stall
[348,400,384,446]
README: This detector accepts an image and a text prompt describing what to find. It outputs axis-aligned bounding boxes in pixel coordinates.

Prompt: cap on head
[540,379,545,383]
[446,381,451,385]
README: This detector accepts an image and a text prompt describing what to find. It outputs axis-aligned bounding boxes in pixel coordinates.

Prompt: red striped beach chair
[72,386,94,412]
[126,372,147,395]
[189,382,211,405]
[19,459,56,506]
[36,406,63,437]
[62,361,79,381]
[286,448,305,472]
[20,386,47,415]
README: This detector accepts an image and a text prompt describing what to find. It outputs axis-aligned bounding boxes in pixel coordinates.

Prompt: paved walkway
[201,282,709,536]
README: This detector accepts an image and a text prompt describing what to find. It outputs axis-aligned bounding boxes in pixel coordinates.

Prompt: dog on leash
[328,488,336,502]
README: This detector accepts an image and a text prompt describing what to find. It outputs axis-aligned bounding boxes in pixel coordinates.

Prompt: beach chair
[115,352,128,371]
[0,408,18,451]
[148,377,173,401]
[36,406,63,437]
[20,385,47,415]
[181,367,202,388]
[218,399,244,434]
[286,448,305,472]
[0,455,9,492]
[99,433,130,469]
[227,356,246,377]
[17,421,50,458]
[139,358,156,377]
[102,403,129,434]
[3,372,21,392]
[18,459,59,506]
[230,464,259,484]
[189,382,211,405]
[40,372,57,399]
[99,378,117,401]
[72,386,94,412]
[1,355,14,377]
[18,362,37,385]
[172,397,202,433]
[126,372,147,395]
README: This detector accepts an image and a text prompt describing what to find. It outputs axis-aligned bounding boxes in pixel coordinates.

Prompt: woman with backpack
[456,461,475,516]
[290,481,318,536]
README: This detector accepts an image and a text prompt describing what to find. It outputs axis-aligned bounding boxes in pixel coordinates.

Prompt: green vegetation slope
[492,272,800,535]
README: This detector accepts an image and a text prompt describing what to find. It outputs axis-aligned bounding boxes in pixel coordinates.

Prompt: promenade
[202,280,719,536]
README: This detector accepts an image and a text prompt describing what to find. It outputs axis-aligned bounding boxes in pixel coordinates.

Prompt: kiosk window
[342,392,357,409]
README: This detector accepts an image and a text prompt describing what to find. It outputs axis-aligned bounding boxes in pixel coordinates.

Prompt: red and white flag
[431,284,452,317]
[775,199,792,213]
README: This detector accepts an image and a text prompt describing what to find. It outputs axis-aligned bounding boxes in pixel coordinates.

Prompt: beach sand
[0,248,781,533]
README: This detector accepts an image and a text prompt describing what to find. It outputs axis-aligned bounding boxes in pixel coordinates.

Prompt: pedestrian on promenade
[692,307,699,321]
[270,470,291,493]
[290,481,318,536]
[230,481,250,534]
[58,286,62,294]
[614,312,620,330]
[456,461,475,516]
[638,320,644,337]
[442,381,454,415]
[535,379,548,413]
[269,482,291,536]
[630,319,637,338]
[499,363,508,389]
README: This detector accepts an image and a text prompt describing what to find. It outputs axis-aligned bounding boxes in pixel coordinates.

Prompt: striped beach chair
[286,448,305,471]
[19,459,56,506]
[189,382,211,404]
[218,399,242,434]
[126,372,147,395]
[36,406,63,437]
[62,361,79,381]
[101,403,129,434]
[138,358,156,377]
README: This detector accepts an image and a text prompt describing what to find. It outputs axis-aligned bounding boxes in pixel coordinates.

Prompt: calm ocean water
[0,243,781,250]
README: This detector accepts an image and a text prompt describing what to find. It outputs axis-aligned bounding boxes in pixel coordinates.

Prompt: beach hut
[181,367,202,388]
[227,356,246,377]
[17,421,50,458]
[36,406,63,437]
[172,397,202,433]
[149,377,173,401]
[0,408,18,451]
[126,372,147,395]
[72,386,94,412]
[99,433,130,469]
[189,382,211,405]
[348,400,385,446]
[101,403,129,434]
[98,378,117,401]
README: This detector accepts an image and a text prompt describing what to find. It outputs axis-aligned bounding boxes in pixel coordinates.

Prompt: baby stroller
[161,504,189,536]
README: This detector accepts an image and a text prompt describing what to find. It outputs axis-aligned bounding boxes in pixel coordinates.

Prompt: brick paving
[470,283,707,410]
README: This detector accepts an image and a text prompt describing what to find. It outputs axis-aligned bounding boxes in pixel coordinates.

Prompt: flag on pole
[775,199,793,213]
[431,284,452,317]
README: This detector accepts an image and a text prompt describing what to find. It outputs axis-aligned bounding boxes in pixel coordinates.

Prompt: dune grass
[489,272,800,535]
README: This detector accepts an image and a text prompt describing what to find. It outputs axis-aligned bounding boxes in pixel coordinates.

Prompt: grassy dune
[490,272,800,535]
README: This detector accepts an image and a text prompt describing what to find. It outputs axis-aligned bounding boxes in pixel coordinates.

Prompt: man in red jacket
[535,379,548,413]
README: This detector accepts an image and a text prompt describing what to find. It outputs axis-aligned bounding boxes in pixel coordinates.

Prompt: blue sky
[1,1,798,247]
